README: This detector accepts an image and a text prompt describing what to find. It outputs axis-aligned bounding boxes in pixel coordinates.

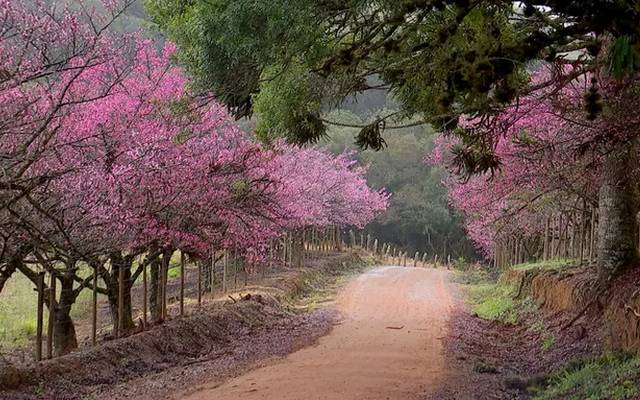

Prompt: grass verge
[279,253,373,310]
[456,263,544,325]
[512,258,576,271]
[466,283,520,324]
[534,352,640,400]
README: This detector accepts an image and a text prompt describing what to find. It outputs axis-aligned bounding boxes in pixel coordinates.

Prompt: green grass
[535,353,640,400]
[167,266,182,279]
[0,273,44,348]
[458,265,542,325]
[541,334,556,351]
[513,258,576,271]
[466,283,519,324]
[0,266,95,349]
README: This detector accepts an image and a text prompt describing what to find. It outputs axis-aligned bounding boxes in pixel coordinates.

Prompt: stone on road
[181,266,455,400]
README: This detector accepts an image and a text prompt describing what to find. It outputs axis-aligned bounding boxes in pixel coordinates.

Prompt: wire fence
[0,228,437,365]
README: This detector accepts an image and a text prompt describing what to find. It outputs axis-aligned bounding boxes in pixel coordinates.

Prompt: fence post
[179,251,185,316]
[579,207,586,265]
[35,271,45,361]
[117,263,124,337]
[223,250,228,293]
[161,252,168,321]
[233,250,238,288]
[47,272,56,359]
[414,252,419,267]
[160,254,165,322]
[282,235,287,268]
[142,256,147,329]
[198,259,202,307]
[589,206,596,263]
[373,239,378,254]
[210,248,216,294]
[93,264,99,343]
[289,236,294,265]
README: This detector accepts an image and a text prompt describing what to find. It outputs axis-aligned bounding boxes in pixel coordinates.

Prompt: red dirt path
[179,266,455,400]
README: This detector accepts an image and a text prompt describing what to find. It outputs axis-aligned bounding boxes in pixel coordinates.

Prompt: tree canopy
[146,0,640,159]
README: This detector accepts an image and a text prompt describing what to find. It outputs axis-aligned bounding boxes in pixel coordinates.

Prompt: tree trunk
[149,252,161,322]
[53,274,78,356]
[106,252,135,335]
[597,143,639,280]
[292,232,304,268]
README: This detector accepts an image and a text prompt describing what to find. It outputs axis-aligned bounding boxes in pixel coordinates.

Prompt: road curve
[180,266,455,400]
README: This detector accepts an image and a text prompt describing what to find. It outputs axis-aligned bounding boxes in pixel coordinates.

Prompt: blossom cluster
[0,0,388,265]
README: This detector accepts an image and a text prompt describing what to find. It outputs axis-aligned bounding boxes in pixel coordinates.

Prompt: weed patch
[459,267,542,325]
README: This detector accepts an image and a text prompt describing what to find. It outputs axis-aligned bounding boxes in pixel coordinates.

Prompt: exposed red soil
[604,265,640,349]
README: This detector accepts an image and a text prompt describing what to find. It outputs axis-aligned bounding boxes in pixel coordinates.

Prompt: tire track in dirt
[179,266,455,400]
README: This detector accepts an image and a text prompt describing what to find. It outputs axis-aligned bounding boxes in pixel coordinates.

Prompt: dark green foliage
[286,113,327,145]
[355,120,388,151]
[146,0,640,176]
[323,109,477,260]
[449,128,501,180]
[610,35,640,81]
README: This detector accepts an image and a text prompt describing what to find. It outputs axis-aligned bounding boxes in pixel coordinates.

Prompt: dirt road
[180,266,455,400]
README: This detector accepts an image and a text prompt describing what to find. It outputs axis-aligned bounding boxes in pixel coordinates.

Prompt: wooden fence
[493,206,604,269]
[14,228,434,362]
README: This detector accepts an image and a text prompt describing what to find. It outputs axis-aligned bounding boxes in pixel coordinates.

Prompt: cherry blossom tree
[0,0,138,290]
[431,64,640,277]
[0,0,389,355]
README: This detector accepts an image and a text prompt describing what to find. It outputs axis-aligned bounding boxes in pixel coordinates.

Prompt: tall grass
[0,273,41,348]
[0,270,94,350]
